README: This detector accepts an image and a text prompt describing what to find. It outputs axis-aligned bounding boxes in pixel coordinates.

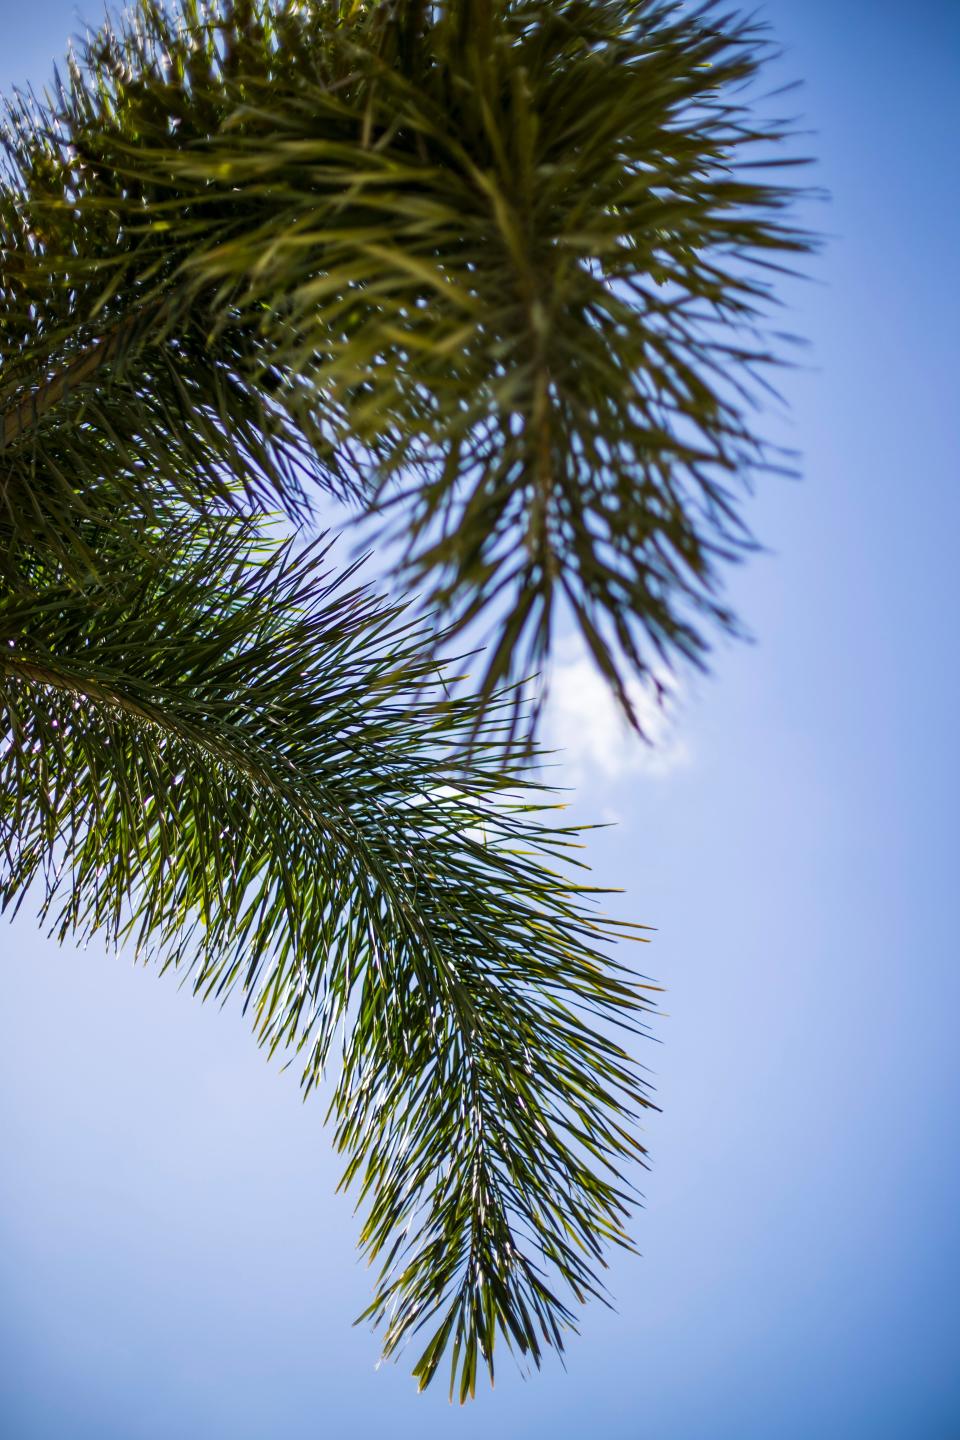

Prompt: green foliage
[0,509,656,1397]
[0,0,810,1397]
[1,0,813,725]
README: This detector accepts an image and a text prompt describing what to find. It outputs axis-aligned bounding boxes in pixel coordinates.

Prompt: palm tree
[0,0,811,1400]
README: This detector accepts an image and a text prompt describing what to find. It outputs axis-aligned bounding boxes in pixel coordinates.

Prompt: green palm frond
[0,514,655,1397]
[0,0,813,1394]
[1,0,814,728]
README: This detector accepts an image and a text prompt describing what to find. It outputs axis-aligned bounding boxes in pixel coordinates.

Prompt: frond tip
[0,525,657,1397]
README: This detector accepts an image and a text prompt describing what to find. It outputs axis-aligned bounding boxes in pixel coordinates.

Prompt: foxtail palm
[0,0,810,1398]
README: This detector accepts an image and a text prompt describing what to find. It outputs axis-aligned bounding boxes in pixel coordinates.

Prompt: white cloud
[542,645,691,785]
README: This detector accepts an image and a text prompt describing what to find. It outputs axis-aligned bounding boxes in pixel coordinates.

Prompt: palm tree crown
[0,0,810,1399]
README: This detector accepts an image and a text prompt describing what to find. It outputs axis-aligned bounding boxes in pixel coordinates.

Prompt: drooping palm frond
[0,512,656,1398]
[1,0,814,729]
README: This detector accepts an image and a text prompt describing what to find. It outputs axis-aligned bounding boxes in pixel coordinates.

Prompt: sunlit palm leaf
[1,0,814,728]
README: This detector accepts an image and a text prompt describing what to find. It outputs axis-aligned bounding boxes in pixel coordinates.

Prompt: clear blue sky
[2,3,958,1436]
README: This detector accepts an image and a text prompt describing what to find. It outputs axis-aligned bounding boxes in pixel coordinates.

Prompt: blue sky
[1,3,958,1436]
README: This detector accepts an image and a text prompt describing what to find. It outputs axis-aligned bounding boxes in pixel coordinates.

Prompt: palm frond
[0,517,656,1397]
[1,0,816,729]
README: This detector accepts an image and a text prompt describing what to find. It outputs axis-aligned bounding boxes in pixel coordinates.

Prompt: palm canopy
[0,0,808,1399]
[1,0,811,724]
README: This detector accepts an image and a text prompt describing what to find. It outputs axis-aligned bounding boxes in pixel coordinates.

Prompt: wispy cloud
[542,644,691,786]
